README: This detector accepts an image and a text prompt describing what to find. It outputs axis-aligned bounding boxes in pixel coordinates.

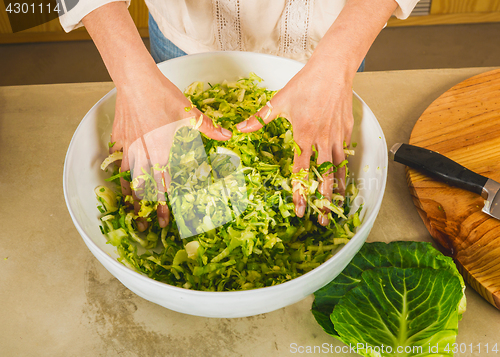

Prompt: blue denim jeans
[149,14,187,63]
[148,14,365,72]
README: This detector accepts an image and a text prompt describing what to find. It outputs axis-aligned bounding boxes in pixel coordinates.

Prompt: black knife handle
[391,143,488,196]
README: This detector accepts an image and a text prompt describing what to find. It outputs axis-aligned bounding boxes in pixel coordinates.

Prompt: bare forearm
[310,0,398,77]
[82,1,158,88]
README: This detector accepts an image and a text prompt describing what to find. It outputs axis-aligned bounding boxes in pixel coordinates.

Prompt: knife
[390,143,500,220]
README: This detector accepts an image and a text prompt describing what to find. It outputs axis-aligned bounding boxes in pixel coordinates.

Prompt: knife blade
[390,143,500,220]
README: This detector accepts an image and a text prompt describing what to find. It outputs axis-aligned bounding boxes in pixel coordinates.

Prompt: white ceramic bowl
[63,52,387,318]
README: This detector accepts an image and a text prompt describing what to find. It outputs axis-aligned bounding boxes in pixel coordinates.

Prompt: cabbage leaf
[312,241,466,356]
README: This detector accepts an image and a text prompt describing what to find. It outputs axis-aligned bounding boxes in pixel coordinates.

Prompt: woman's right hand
[83,2,231,231]
[110,67,232,231]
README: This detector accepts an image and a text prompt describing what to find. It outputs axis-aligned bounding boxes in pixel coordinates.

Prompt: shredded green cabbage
[96,74,361,292]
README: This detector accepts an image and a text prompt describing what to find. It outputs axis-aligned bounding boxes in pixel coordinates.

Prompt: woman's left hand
[236,55,355,226]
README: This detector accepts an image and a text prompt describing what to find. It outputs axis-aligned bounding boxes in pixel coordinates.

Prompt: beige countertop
[1,67,500,356]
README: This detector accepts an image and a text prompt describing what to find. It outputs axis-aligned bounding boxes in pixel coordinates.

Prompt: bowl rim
[63,51,388,297]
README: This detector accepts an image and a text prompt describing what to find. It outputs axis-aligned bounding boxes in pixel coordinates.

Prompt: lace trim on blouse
[214,0,243,51]
[280,0,312,55]
[214,0,313,55]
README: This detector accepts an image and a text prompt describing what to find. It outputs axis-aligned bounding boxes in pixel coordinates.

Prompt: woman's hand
[237,56,354,226]
[110,68,232,231]
[236,0,398,226]
[83,2,231,231]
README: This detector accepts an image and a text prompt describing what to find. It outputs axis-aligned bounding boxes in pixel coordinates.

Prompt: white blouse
[60,0,419,63]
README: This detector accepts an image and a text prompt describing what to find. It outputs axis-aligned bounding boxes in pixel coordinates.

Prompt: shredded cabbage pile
[96,73,361,291]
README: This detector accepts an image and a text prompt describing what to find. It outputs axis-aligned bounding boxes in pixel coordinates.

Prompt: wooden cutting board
[407,69,500,310]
